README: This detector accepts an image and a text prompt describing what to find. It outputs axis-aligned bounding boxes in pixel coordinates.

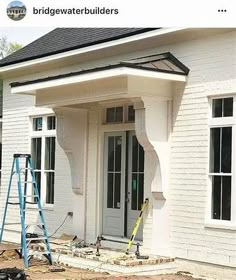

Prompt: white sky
[0,28,54,46]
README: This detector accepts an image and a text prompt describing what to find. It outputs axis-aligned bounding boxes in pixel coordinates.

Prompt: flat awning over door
[11,52,189,107]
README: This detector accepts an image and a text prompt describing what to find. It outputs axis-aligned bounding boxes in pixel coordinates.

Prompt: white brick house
[0,28,236,269]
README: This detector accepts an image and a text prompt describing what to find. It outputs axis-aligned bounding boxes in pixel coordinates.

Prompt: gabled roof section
[11,52,189,88]
[121,52,189,75]
[0,28,157,67]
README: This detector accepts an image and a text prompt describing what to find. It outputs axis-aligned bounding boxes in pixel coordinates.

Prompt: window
[105,104,135,124]
[212,98,233,118]
[209,97,233,221]
[128,105,135,122]
[106,107,123,123]
[33,117,43,131]
[47,116,56,130]
[31,115,56,205]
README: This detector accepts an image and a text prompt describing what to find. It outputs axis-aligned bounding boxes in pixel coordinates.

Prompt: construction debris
[48,267,65,272]
[0,267,26,280]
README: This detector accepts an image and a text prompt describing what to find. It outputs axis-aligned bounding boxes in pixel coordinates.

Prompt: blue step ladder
[0,154,53,267]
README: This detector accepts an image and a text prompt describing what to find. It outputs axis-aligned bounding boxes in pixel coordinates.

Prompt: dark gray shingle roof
[0,28,157,67]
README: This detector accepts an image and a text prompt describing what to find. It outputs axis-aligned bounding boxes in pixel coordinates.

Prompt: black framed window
[210,124,232,220]
[105,104,135,124]
[31,115,56,205]
[212,98,233,118]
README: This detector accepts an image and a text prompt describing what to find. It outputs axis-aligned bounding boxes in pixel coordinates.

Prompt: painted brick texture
[1,30,236,268]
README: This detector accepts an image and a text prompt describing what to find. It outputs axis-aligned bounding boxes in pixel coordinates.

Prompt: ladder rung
[3,223,44,226]
[5,222,21,225]
[20,168,33,171]
[8,202,20,205]
[9,195,39,199]
[28,251,50,257]
[22,209,42,212]
[26,223,44,227]
[21,181,35,184]
[26,237,47,241]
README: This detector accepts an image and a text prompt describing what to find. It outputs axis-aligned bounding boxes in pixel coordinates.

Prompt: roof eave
[0,28,187,75]
[11,66,187,95]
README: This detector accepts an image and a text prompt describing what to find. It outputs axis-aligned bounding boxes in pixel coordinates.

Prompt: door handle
[125,197,130,203]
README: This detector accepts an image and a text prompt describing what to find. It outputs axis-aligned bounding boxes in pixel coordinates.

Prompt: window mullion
[41,136,46,206]
[219,127,222,173]
[220,176,223,220]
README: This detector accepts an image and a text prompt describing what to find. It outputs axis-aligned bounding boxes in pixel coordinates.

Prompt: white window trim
[30,114,56,208]
[205,96,236,229]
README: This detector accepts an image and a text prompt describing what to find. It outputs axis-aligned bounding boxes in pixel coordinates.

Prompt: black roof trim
[0,28,157,67]
[11,52,188,88]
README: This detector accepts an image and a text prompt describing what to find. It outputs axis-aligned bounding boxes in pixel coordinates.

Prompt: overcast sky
[0,28,54,46]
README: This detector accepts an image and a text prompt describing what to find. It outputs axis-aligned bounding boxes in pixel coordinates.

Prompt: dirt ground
[0,259,202,280]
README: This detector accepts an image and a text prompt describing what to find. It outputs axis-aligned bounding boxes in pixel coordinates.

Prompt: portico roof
[11,52,189,92]
[11,52,189,107]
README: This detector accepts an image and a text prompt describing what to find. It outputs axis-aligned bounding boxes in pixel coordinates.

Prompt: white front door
[103,132,126,237]
[103,131,144,239]
[127,131,145,240]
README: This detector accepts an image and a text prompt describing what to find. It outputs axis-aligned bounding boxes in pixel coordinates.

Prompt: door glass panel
[131,135,144,211]
[138,144,144,172]
[106,135,122,209]
[115,136,122,172]
[131,174,138,210]
[108,137,114,172]
[114,173,121,209]
[107,173,113,208]
[132,136,138,172]
[138,174,144,210]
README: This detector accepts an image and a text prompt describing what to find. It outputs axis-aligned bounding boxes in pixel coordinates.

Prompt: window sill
[205,221,236,231]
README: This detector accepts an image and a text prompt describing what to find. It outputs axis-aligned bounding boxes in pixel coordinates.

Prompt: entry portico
[11,52,188,256]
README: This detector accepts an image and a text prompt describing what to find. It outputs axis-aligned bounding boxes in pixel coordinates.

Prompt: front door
[127,131,144,240]
[103,131,144,239]
[103,132,126,237]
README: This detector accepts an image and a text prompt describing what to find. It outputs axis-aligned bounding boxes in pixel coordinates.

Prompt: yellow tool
[125,198,149,255]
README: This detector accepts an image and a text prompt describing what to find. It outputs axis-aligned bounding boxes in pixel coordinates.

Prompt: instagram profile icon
[7,1,26,21]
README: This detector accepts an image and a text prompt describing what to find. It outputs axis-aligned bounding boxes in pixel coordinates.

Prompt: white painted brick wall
[2,30,236,268]
[167,31,236,267]
[0,81,75,242]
